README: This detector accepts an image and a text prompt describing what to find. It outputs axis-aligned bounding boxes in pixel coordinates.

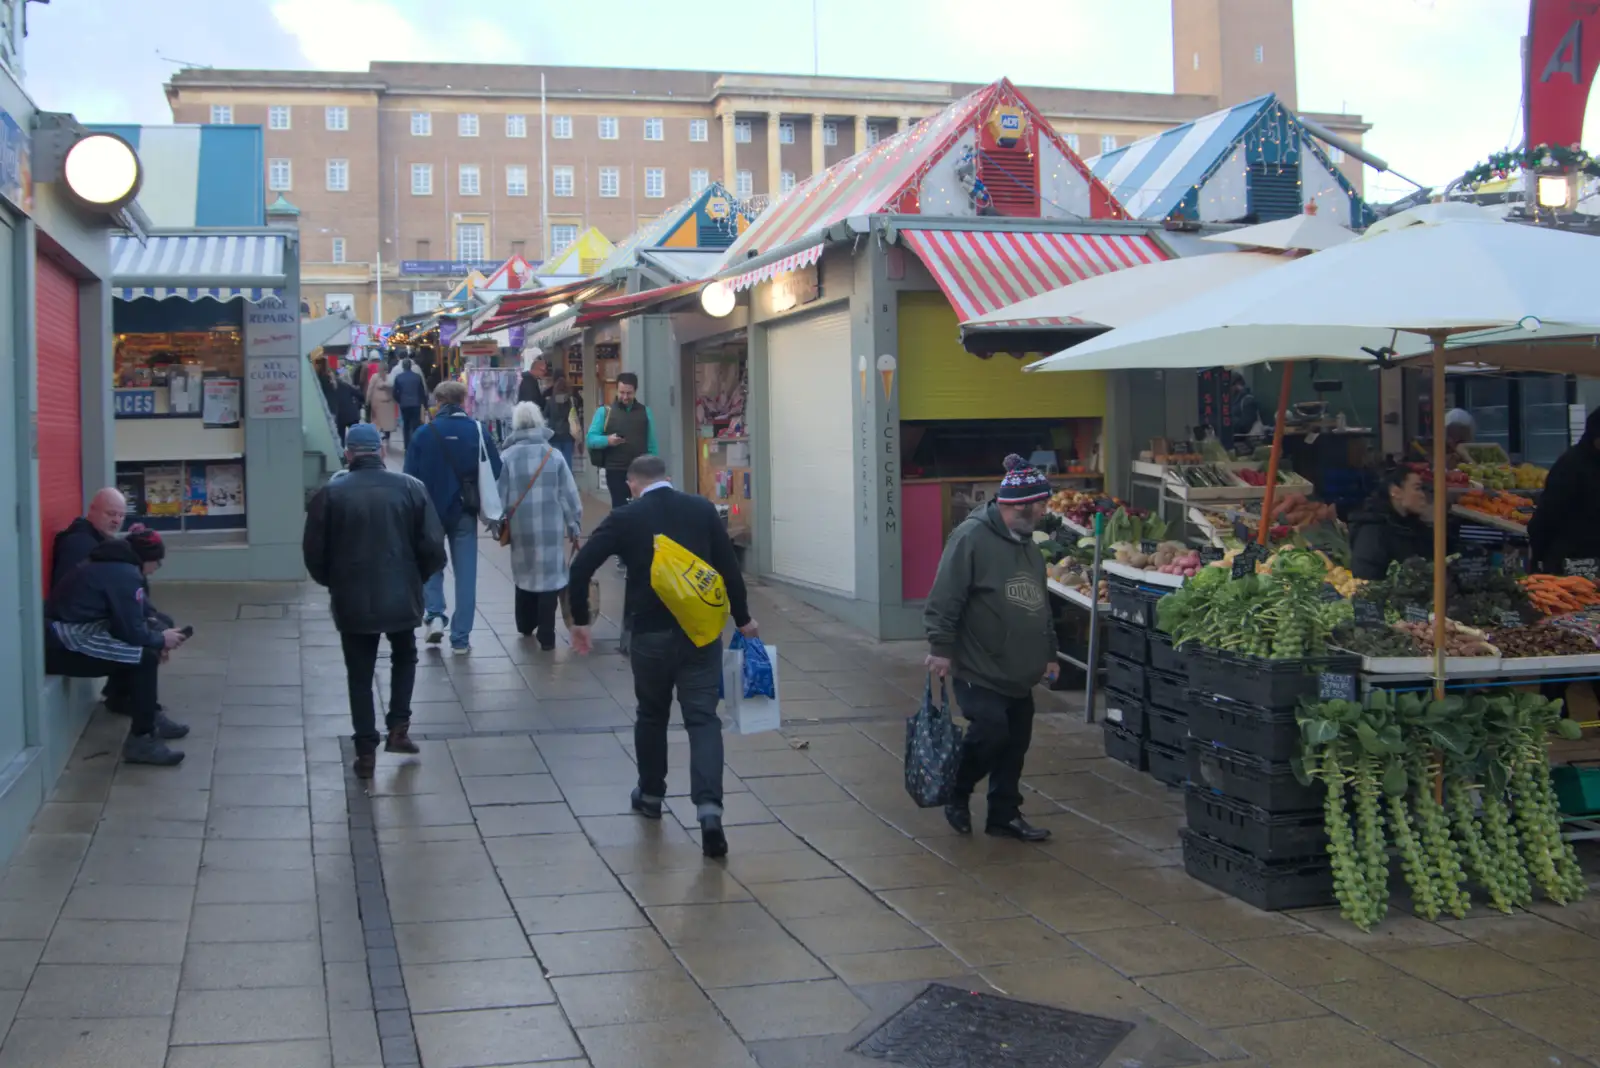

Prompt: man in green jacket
[585,372,658,512]
[923,455,1059,842]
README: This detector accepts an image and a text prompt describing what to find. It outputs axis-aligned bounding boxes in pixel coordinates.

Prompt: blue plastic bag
[730,634,776,699]
[905,676,965,808]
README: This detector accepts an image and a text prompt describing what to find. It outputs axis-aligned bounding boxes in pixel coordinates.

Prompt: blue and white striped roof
[1088,94,1301,222]
[111,233,287,303]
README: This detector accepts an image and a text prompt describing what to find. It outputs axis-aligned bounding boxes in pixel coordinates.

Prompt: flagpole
[540,73,550,264]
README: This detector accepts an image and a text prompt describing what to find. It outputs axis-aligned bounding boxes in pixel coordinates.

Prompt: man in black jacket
[568,455,757,858]
[44,529,190,766]
[303,424,449,779]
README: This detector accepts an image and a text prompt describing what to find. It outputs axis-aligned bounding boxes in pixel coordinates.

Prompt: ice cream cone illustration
[858,354,868,402]
[877,354,897,400]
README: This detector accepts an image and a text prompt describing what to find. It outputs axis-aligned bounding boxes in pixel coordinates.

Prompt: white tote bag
[721,643,781,735]
[475,422,504,524]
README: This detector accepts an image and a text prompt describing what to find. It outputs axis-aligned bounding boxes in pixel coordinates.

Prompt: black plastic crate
[1181,829,1335,911]
[1102,687,1146,737]
[1146,740,1187,787]
[1148,630,1190,679]
[1147,705,1189,751]
[1184,786,1326,861]
[1105,619,1148,664]
[1148,670,1187,714]
[1105,655,1146,699]
[1187,647,1360,710]
[1186,690,1301,762]
[1103,721,1147,771]
[1109,580,1165,630]
[1187,738,1323,812]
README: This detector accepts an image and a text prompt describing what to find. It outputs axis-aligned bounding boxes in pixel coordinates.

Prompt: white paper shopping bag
[735,643,780,735]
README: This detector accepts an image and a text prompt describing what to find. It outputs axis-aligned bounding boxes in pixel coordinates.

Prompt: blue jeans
[551,435,575,470]
[424,515,479,648]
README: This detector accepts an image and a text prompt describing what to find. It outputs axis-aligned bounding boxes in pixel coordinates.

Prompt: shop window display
[112,300,248,534]
[693,339,751,541]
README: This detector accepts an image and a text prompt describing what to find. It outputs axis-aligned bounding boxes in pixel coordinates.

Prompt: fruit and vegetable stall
[1092,539,1600,925]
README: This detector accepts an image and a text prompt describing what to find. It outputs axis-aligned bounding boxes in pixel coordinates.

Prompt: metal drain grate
[852,984,1135,1068]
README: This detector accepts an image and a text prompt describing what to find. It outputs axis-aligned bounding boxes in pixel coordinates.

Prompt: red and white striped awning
[897,229,1167,324]
[574,280,704,325]
[724,242,826,293]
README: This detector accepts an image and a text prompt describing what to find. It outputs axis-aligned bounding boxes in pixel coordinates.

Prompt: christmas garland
[1460,143,1600,188]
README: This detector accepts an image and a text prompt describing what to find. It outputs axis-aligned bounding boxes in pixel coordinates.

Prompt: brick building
[165,1,1368,323]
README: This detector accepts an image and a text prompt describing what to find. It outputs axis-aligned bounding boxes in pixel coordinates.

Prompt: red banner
[1527,0,1600,148]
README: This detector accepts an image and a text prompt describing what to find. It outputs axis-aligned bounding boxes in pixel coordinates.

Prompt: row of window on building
[270,159,789,199]
[314,223,589,271]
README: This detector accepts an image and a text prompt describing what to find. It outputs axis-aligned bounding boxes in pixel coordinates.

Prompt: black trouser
[514,587,561,646]
[104,608,174,708]
[630,629,723,816]
[48,643,160,737]
[605,467,632,510]
[340,630,418,755]
[951,679,1036,825]
[400,407,422,449]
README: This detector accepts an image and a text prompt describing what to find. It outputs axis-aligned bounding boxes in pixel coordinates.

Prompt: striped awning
[725,243,825,293]
[111,233,288,303]
[897,229,1168,324]
[575,280,704,325]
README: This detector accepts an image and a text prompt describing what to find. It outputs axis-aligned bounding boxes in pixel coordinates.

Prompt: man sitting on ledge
[44,529,190,766]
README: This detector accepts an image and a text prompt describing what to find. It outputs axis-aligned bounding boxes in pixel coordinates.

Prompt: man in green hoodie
[924,455,1059,842]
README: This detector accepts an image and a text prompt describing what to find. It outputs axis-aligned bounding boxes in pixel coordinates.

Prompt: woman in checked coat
[497,401,583,649]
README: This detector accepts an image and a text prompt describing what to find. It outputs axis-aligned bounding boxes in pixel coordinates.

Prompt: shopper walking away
[304,424,448,779]
[44,529,190,766]
[586,372,658,512]
[365,362,399,445]
[543,372,578,470]
[333,373,364,446]
[567,455,756,859]
[404,380,503,654]
[497,402,582,649]
[392,358,427,449]
[924,454,1059,842]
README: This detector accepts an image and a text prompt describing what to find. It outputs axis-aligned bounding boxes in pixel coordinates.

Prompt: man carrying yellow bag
[567,455,757,859]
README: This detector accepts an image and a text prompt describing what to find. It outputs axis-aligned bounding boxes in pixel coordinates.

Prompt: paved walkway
[0,502,1597,1066]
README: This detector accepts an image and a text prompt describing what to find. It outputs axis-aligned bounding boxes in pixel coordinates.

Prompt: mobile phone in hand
[179,625,195,639]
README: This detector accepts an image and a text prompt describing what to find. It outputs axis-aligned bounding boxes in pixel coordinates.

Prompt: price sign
[1455,553,1489,585]
[1318,583,1345,603]
[1566,558,1599,582]
[1199,546,1224,563]
[1232,554,1257,579]
[1318,672,1358,702]
[1353,600,1385,627]
[1499,610,1524,630]
[1404,605,1430,624]
[1140,540,1158,556]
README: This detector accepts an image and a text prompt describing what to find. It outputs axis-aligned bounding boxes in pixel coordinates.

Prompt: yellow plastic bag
[650,534,729,647]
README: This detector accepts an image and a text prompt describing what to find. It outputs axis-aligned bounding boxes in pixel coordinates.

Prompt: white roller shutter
[767,307,854,592]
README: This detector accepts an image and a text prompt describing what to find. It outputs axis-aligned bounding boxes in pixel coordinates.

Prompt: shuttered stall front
[766,307,854,593]
[36,253,82,590]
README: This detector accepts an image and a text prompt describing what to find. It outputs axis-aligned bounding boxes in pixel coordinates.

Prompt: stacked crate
[1181,648,1357,910]
[1100,577,1190,786]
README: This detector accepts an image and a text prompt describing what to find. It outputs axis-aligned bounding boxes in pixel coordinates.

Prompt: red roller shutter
[36,254,82,591]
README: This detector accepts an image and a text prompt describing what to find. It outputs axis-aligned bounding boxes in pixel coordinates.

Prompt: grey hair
[433,380,467,406]
[511,401,546,431]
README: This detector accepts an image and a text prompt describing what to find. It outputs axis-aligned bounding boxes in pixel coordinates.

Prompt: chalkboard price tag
[1404,605,1430,624]
[1499,610,1524,630]
[1353,599,1385,627]
[1199,546,1224,564]
[1565,558,1599,582]
[1318,583,1345,603]
[1140,540,1158,556]
[1232,554,1257,580]
[1455,553,1489,585]
[1319,672,1358,703]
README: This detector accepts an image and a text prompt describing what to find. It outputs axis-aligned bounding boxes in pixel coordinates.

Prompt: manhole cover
[852,983,1135,1068]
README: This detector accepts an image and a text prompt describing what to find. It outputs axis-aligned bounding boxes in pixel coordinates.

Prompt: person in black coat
[303,424,449,779]
[567,454,757,859]
[1349,466,1437,581]
[333,375,365,445]
[44,530,190,766]
[1529,408,1600,575]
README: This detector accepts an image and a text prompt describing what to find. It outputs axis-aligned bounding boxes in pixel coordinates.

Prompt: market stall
[1031,206,1600,925]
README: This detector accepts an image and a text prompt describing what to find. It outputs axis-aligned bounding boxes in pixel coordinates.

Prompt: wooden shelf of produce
[1048,578,1108,614]
[1449,506,1530,536]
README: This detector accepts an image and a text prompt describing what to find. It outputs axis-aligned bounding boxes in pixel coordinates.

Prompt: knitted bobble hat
[996,453,1051,504]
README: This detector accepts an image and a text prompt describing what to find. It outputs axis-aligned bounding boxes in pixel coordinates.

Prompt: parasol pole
[1256,362,1295,545]
[1430,333,1448,701]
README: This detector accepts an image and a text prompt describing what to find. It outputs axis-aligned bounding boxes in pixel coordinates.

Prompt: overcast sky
[24,0,1545,199]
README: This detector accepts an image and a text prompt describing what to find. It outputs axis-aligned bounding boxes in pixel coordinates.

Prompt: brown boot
[385,723,420,755]
[353,752,376,779]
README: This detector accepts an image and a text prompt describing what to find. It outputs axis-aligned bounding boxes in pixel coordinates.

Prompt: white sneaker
[424,616,445,644]
[451,644,471,657]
